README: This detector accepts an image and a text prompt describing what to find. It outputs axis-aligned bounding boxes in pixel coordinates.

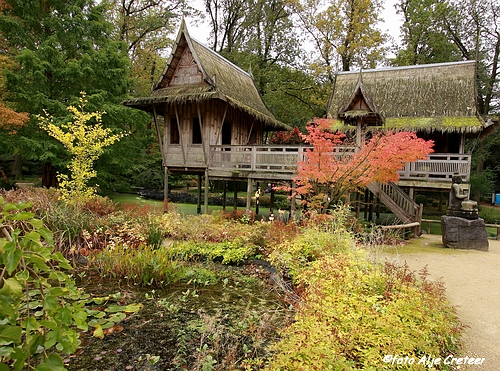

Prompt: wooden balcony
[208,145,471,186]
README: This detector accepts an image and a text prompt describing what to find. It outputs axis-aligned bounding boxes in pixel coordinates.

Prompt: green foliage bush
[158,212,269,248]
[415,194,428,206]
[268,206,356,278]
[168,239,259,265]
[267,254,462,370]
[0,197,88,371]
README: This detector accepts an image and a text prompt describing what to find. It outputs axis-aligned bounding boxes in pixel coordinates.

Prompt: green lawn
[108,193,500,238]
[108,193,274,218]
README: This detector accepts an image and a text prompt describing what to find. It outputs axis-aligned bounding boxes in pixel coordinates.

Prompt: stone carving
[448,174,478,219]
[442,174,488,250]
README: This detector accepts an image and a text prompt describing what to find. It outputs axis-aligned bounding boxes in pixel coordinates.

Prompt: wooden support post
[270,185,275,217]
[364,189,369,220]
[246,179,253,211]
[368,191,374,222]
[197,175,202,215]
[355,191,360,218]
[290,181,296,222]
[222,180,227,211]
[233,182,238,212]
[163,167,169,213]
[204,170,209,214]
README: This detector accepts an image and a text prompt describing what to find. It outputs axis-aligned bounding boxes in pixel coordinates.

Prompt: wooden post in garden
[197,174,202,215]
[364,189,369,220]
[290,181,296,222]
[246,179,253,211]
[222,180,227,211]
[270,184,275,217]
[163,167,169,213]
[204,170,209,214]
[233,181,238,212]
[355,191,360,218]
[368,191,374,221]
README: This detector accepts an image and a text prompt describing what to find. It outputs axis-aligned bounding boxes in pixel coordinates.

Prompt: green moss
[385,116,482,132]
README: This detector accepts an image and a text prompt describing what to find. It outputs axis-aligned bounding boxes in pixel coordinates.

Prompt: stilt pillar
[246,179,253,211]
[204,170,209,214]
[163,167,169,213]
[197,175,202,215]
[233,181,238,212]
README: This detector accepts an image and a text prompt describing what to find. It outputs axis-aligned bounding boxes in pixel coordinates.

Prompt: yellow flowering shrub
[38,93,125,204]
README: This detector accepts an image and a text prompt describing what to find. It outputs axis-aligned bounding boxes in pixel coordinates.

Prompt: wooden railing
[208,146,471,182]
[209,145,308,174]
[397,154,471,181]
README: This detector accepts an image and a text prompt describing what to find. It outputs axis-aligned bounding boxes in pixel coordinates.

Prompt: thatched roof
[327,61,485,133]
[122,20,289,131]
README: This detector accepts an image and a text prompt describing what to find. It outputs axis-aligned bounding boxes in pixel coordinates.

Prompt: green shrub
[415,194,428,206]
[268,205,356,278]
[479,206,500,224]
[267,255,462,370]
[168,238,259,265]
[0,197,88,370]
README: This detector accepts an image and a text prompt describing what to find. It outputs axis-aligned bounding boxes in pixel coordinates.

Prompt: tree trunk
[11,154,23,180]
[42,163,58,188]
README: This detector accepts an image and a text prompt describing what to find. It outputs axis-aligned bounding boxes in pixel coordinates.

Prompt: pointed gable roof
[336,73,383,126]
[327,61,485,133]
[122,20,289,131]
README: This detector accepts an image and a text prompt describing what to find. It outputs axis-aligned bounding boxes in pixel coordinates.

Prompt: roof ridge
[337,60,476,75]
[190,37,252,78]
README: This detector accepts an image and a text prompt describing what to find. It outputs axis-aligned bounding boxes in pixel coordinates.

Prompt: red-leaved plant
[294,118,434,211]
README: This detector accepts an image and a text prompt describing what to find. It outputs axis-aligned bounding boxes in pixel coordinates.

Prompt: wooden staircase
[367,182,423,234]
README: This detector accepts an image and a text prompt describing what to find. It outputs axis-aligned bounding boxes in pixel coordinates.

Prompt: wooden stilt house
[123,24,492,228]
[326,61,491,226]
[122,20,291,213]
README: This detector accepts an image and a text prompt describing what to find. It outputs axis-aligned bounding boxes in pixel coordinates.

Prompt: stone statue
[448,175,478,219]
[442,174,487,250]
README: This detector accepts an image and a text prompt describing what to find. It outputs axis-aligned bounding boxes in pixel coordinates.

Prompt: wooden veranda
[205,145,471,185]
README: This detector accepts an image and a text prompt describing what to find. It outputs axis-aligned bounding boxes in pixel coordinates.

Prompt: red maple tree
[294,118,434,212]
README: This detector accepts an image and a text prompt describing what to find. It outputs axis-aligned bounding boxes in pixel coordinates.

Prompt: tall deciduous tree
[443,0,500,115]
[393,0,462,65]
[294,118,434,212]
[203,0,319,126]
[293,0,388,80]
[394,0,499,115]
[394,0,500,191]
[103,0,196,96]
[204,0,253,53]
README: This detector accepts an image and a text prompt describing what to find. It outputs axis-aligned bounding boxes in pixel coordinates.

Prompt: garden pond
[65,264,293,371]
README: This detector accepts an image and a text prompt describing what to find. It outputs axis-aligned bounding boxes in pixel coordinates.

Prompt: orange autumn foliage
[295,118,434,211]
[0,102,29,134]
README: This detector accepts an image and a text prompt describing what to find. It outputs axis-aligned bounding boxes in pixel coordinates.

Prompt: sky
[185,0,403,49]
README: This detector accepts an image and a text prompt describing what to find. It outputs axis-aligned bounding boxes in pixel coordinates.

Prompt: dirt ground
[382,234,500,370]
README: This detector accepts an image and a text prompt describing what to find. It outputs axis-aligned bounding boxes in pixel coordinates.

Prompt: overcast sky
[186,0,403,49]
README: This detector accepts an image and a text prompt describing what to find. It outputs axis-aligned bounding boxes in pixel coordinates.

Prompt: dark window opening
[222,121,232,145]
[170,118,179,144]
[192,117,202,144]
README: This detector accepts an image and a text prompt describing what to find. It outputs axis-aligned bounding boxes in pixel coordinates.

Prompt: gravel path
[382,234,500,371]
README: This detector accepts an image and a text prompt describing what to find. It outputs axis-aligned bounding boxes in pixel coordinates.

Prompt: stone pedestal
[441,215,489,251]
